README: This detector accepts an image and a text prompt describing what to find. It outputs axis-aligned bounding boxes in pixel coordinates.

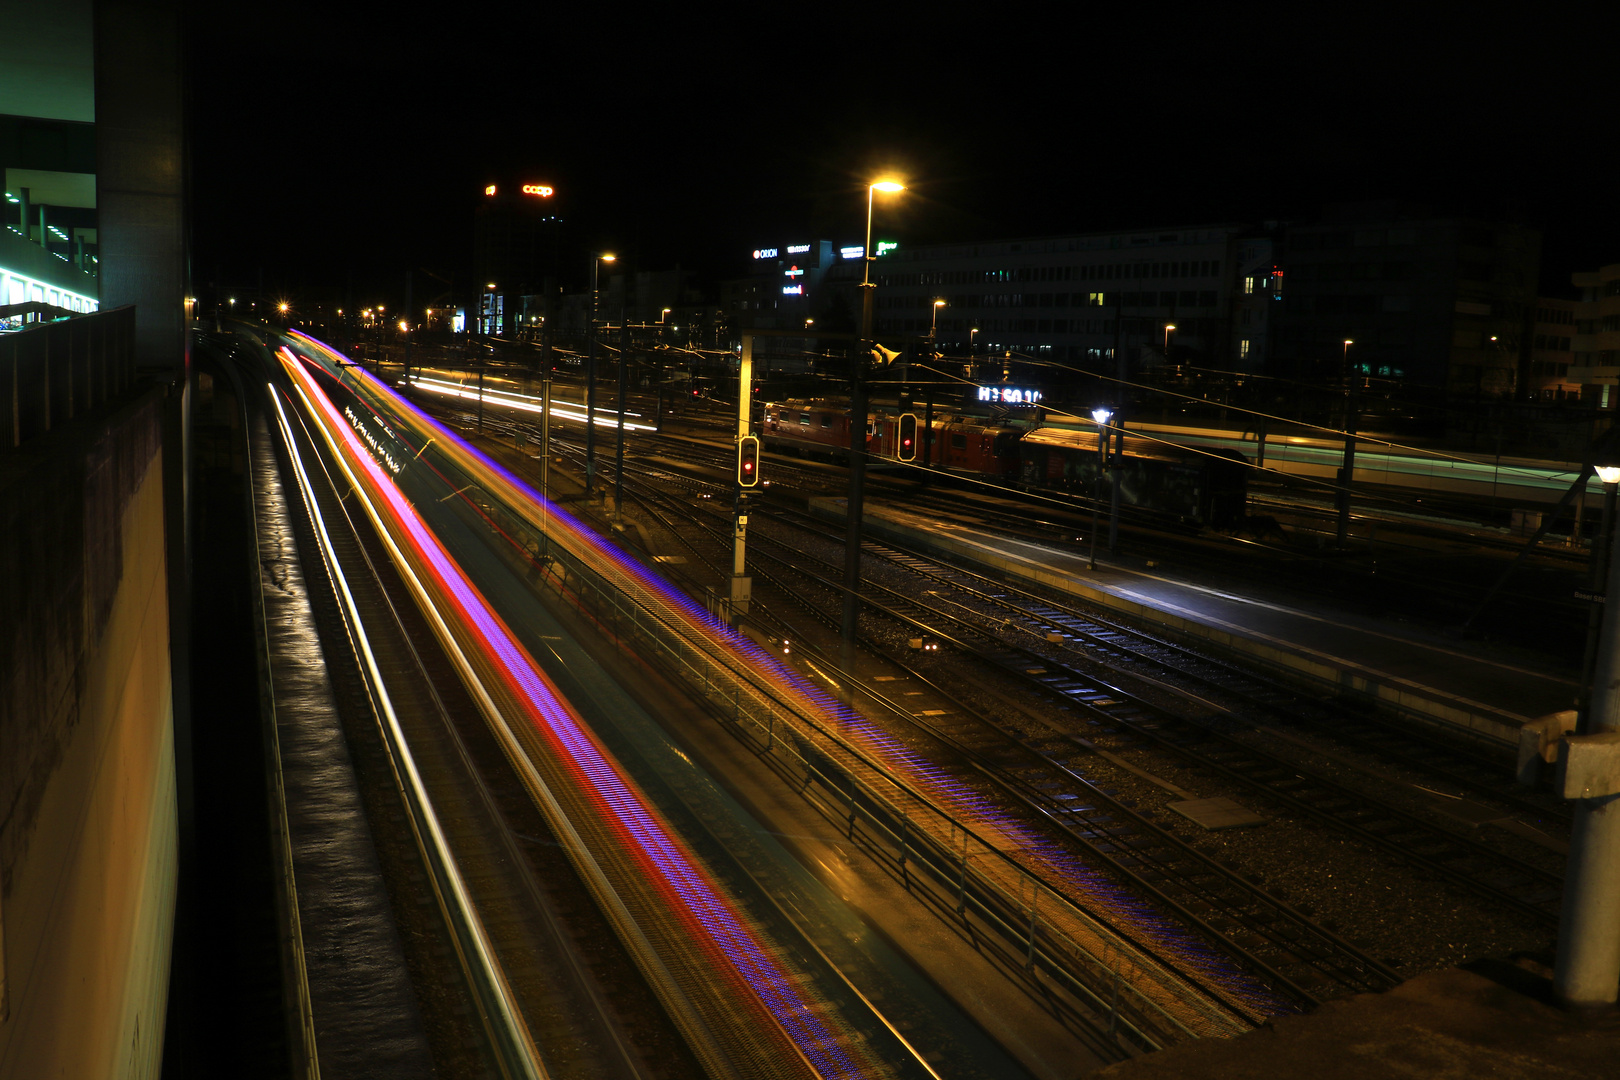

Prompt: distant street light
[1164,322,1176,358]
[586,252,616,495]
[660,307,671,324]
[930,298,946,344]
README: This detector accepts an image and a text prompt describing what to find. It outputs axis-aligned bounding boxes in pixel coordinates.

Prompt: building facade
[1571,264,1620,407]
[1269,209,1540,394]
[1528,296,1578,400]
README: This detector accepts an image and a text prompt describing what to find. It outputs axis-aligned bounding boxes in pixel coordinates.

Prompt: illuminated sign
[521,184,554,197]
[786,244,811,254]
[484,184,497,195]
[752,248,779,259]
[782,285,803,295]
[784,266,804,278]
[876,240,899,256]
[977,386,1043,404]
[840,246,865,259]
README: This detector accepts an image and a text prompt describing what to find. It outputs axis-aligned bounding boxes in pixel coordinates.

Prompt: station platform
[810,497,1578,749]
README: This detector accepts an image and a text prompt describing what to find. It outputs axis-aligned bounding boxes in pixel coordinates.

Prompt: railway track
[423,396,1564,1020]
[738,506,1569,926]
[265,365,693,1079]
[569,451,1416,1011]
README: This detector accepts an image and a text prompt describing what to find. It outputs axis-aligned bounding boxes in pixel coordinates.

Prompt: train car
[762,398,877,459]
[763,400,1247,530]
[1019,427,1250,530]
[763,398,1025,478]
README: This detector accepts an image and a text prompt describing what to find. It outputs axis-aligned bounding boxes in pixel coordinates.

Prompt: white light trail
[406,375,656,432]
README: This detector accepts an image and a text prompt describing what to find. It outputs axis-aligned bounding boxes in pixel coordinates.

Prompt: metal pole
[922,385,934,477]
[842,188,882,667]
[1107,417,1123,553]
[615,318,628,518]
[731,335,754,624]
[476,360,485,432]
[1337,342,1359,546]
[540,374,551,499]
[586,257,600,495]
[1577,481,1618,733]
[1108,291,1127,554]
[842,378,869,668]
[403,270,413,382]
[1554,512,1620,1009]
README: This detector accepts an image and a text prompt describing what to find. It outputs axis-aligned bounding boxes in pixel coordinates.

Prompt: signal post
[730,335,759,624]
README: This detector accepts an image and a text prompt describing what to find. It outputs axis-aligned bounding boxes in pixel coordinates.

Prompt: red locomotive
[761,397,1249,530]
[762,398,1024,479]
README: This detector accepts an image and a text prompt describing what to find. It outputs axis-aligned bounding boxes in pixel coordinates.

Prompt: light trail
[404,374,656,432]
[274,341,868,1079]
[284,330,1295,1030]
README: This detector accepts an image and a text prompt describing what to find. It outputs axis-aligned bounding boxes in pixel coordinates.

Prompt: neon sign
[786,244,810,254]
[977,386,1043,404]
[876,240,899,256]
[784,266,804,278]
[484,184,497,196]
[840,246,864,259]
[521,184,554,197]
[782,285,803,295]
[752,248,779,259]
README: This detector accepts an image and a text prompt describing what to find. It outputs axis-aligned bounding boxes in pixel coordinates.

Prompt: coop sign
[521,184,555,197]
[977,386,1043,404]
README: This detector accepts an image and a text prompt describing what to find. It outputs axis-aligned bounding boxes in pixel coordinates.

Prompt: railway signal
[897,412,918,462]
[737,434,761,487]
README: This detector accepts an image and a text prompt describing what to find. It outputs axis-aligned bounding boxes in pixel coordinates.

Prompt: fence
[2,307,137,449]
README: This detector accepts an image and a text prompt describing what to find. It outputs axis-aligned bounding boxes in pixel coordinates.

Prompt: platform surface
[822,497,1578,747]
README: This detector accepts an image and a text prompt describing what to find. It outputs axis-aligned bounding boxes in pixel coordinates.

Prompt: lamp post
[1163,322,1176,360]
[1337,338,1358,546]
[586,252,616,496]
[1089,407,1111,570]
[842,179,904,666]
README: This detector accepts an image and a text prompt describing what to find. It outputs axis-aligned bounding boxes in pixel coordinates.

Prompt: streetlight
[930,298,946,342]
[1089,407,1112,571]
[660,307,671,324]
[1163,322,1176,358]
[586,252,616,496]
[842,179,905,666]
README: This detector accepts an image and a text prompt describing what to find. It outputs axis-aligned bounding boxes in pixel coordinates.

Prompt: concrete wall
[0,389,176,1078]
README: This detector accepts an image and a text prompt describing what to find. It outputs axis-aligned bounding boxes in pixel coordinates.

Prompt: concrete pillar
[93,0,187,375]
[1555,516,1620,1009]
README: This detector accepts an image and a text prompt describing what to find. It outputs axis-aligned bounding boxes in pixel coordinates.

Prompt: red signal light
[737,435,761,487]
[897,412,918,462]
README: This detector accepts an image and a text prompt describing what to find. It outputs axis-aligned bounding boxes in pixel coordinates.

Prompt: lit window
[1240,339,1250,358]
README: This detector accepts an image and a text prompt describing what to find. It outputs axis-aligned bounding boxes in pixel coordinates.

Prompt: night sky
[188,7,1615,305]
